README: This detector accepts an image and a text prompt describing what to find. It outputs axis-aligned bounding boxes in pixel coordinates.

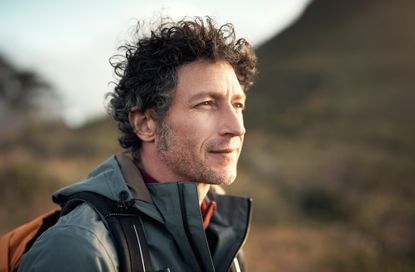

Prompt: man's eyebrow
[188,91,246,103]
[235,92,247,101]
[188,92,219,103]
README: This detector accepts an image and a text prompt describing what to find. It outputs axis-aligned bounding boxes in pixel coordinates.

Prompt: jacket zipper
[178,184,206,272]
[224,198,252,271]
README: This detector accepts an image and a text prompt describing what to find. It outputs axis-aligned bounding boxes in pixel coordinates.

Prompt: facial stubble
[156,120,238,185]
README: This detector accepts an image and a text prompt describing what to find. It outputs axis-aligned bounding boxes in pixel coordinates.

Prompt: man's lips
[208,147,240,164]
[209,148,238,154]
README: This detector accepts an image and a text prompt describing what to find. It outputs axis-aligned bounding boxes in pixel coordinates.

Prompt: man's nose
[219,105,246,137]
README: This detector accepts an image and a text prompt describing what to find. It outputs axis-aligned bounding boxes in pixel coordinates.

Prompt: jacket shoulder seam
[53,205,118,270]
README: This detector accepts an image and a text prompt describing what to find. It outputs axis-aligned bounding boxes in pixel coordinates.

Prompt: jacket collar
[53,153,163,223]
[115,153,153,204]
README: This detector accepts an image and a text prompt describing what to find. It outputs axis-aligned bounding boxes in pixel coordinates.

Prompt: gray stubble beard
[156,120,237,185]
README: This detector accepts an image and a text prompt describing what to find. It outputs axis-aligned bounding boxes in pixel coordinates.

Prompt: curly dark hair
[107,16,257,159]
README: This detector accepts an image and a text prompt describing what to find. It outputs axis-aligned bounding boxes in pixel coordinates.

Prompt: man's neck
[137,148,210,206]
[196,183,210,205]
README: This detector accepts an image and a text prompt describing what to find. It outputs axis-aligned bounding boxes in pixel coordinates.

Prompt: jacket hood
[53,155,131,205]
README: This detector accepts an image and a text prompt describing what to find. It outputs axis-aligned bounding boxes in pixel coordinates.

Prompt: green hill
[239,0,415,269]
[241,0,415,226]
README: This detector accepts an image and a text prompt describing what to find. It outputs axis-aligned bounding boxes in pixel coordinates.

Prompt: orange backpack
[0,208,60,272]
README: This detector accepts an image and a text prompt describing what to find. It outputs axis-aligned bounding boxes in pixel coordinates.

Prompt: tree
[0,55,58,134]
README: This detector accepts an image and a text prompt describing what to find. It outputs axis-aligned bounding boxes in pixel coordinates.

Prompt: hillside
[240,0,415,270]
[247,0,415,134]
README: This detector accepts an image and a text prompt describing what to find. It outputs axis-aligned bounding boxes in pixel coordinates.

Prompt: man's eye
[235,102,245,110]
[197,101,214,107]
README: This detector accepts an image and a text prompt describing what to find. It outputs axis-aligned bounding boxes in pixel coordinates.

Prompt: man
[19,17,257,271]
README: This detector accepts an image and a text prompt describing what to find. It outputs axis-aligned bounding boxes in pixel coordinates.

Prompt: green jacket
[18,154,252,272]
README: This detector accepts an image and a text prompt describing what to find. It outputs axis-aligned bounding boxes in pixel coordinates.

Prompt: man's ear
[129,107,156,142]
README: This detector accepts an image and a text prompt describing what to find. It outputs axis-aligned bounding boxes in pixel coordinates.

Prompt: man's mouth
[209,147,239,154]
[208,148,239,163]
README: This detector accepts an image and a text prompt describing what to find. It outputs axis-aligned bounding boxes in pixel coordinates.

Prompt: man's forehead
[175,60,244,100]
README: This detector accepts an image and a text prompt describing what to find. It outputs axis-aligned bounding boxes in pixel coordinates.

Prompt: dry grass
[245,224,381,272]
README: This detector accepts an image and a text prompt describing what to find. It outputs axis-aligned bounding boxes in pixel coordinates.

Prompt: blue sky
[0,0,310,126]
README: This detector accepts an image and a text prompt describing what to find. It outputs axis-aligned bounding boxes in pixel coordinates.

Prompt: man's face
[155,59,246,185]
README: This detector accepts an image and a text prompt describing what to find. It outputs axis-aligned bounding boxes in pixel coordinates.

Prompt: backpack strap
[61,191,154,272]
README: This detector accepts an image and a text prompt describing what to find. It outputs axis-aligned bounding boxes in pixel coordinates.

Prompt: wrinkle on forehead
[174,59,244,105]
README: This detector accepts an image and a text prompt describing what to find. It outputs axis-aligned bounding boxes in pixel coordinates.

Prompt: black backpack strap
[107,212,154,272]
[61,191,154,272]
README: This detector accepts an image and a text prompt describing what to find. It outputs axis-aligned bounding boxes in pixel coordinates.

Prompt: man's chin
[206,172,236,186]
[193,165,237,185]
